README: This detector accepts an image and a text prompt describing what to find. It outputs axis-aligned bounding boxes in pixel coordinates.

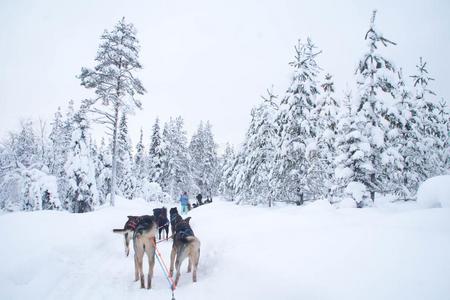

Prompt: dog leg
[192,250,200,283]
[136,244,145,288]
[189,248,200,282]
[187,258,192,273]
[169,245,176,277]
[174,257,181,286]
[139,255,145,288]
[125,233,130,257]
[147,247,155,289]
[134,254,139,281]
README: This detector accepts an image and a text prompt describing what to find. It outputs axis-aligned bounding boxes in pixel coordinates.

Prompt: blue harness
[177,227,194,240]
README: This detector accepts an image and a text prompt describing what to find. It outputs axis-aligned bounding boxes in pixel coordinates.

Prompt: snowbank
[334,197,357,208]
[417,175,450,208]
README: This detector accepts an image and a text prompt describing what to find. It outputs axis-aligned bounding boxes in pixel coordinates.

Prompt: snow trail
[1,197,450,299]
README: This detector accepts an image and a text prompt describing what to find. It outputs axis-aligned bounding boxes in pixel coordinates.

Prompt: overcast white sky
[1,0,449,151]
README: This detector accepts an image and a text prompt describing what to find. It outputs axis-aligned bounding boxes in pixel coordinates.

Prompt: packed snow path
[1,197,450,300]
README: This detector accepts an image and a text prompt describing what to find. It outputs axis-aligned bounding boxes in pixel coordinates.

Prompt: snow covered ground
[1,197,450,300]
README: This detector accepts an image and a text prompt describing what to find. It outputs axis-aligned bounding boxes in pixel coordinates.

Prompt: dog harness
[178,227,194,240]
[176,222,194,242]
[126,217,140,231]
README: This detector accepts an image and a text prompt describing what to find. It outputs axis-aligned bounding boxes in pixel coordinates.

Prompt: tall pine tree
[79,18,146,206]
[353,10,399,203]
[274,38,321,204]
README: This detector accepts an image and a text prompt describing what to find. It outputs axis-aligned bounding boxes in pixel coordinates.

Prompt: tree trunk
[110,104,120,206]
[370,173,375,202]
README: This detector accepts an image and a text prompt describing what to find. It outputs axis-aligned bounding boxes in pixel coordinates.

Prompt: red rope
[151,238,177,290]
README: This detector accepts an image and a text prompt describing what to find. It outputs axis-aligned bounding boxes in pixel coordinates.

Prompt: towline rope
[151,238,177,300]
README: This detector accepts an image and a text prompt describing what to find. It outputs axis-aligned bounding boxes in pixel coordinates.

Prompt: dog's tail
[113,229,130,234]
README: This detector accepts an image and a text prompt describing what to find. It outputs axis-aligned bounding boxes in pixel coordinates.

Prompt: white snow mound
[417,175,450,208]
[335,197,357,209]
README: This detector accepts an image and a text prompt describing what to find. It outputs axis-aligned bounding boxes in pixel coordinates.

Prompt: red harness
[125,217,141,231]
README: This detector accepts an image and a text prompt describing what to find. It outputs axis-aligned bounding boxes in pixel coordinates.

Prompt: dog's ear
[185,217,192,224]
[127,216,136,219]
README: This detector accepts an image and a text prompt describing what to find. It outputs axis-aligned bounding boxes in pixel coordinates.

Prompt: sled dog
[169,215,201,285]
[169,207,183,235]
[132,215,158,289]
[113,215,158,289]
[112,215,140,257]
[153,207,170,240]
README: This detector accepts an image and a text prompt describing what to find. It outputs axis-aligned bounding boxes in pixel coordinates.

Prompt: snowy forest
[0,11,448,213]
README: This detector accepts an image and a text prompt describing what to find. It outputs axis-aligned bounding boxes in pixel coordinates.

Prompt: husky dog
[113,215,140,257]
[169,207,183,235]
[153,207,170,240]
[132,215,158,289]
[169,216,201,286]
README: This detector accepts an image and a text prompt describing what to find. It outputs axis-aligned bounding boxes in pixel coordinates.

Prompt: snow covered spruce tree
[314,74,340,198]
[437,99,449,171]
[410,57,446,178]
[12,120,39,168]
[79,18,146,206]
[134,128,146,181]
[231,88,279,206]
[133,128,147,197]
[117,113,136,199]
[273,38,322,204]
[189,121,220,196]
[334,91,374,206]
[48,102,76,208]
[189,122,205,192]
[160,117,193,199]
[201,122,220,193]
[148,118,164,184]
[64,106,98,213]
[96,138,112,203]
[387,69,423,199]
[218,143,236,200]
[351,10,400,204]
[49,107,66,177]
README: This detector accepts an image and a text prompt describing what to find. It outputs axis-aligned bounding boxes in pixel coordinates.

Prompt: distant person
[180,192,189,215]
[196,193,203,206]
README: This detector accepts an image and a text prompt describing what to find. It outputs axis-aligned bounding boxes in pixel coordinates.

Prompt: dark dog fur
[169,207,183,235]
[153,207,170,240]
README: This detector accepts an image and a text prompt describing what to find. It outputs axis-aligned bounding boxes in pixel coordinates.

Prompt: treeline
[0,12,448,212]
[0,106,220,212]
[219,11,449,207]
[0,18,221,213]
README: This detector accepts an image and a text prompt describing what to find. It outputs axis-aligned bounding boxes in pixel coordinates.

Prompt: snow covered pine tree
[79,17,146,206]
[274,38,322,204]
[64,106,99,213]
[351,10,400,204]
